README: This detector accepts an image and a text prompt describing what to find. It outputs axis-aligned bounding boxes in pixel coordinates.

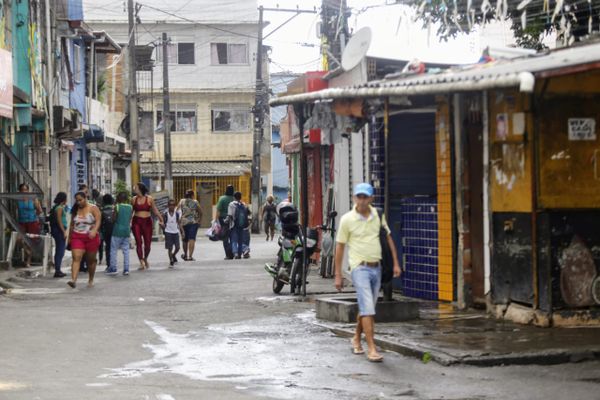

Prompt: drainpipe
[44,0,53,208]
[87,40,95,128]
[383,98,389,217]
[482,91,492,297]
[452,93,466,309]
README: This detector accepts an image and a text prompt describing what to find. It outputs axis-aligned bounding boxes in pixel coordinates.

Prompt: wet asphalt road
[1,236,600,400]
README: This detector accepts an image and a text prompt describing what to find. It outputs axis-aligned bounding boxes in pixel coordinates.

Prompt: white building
[84,0,268,214]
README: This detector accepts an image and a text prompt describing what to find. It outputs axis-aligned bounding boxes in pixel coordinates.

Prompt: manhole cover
[8,288,72,295]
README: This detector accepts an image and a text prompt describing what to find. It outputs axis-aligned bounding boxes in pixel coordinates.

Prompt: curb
[314,321,600,367]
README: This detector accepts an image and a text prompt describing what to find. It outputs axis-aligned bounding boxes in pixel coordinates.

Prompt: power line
[137,2,259,39]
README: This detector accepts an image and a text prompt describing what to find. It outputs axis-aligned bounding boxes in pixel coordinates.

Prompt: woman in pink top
[67,191,101,288]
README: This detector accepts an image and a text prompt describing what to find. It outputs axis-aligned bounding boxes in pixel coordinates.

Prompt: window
[156,42,195,65]
[156,104,197,133]
[210,43,248,65]
[211,104,251,132]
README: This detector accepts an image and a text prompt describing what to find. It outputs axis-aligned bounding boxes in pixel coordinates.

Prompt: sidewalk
[312,296,600,366]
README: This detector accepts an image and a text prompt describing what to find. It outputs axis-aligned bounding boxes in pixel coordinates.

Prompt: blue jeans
[230,227,248,257]
[243,228,250,253]
[51,230,66,272]
[351,265,382,316]
[110,236,130,272]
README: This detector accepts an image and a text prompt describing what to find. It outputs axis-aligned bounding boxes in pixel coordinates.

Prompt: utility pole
[128,0,140,184]
[250,5,265,234]
[251,6,318,234]
[162,32,173,197]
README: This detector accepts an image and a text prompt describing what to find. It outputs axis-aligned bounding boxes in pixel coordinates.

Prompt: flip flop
[351,338,364,355]
[367,353,384,362]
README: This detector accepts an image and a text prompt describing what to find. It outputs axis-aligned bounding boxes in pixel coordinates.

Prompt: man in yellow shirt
[335,183,401,362]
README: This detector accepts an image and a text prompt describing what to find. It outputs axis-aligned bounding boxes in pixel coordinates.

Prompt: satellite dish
[341,27,372,72]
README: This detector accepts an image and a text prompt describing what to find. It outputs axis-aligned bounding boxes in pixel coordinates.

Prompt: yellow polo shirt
[336,205,391,271]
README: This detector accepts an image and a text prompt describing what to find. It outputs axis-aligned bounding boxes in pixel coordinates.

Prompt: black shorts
[165,232,180,250]
[183,223,199,241]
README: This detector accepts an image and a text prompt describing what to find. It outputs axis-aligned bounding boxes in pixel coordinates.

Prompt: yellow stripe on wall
[436,100,454,301]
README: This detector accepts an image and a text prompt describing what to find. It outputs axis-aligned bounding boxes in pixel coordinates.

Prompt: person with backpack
[49,192,69,278]
[163,199,182,267]
[178,189,202,261]
[334,183,401,363]
[216,185,235,260]
[109,192,133,275]
[100,194,116,274]
[227,191,249,259]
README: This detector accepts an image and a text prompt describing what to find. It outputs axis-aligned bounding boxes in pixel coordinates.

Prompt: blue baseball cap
[353,183,374,197]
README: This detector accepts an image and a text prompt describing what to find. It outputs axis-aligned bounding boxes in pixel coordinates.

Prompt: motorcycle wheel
[272,278,284,294]
[290,258,301,295]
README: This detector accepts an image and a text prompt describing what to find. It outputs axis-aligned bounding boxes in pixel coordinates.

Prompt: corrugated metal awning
[270,42,600,106]
[142,161,251,177]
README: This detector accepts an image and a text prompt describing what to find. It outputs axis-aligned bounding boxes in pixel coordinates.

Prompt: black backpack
[376,209,395,284]
[101,205,115,234]
[233,201,249,229]
[49,205,60,232]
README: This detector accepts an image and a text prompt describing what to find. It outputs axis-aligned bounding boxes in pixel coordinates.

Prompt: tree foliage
[407,0,597,49]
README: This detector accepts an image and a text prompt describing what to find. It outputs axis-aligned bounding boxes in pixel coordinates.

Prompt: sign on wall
[568,118,596,141]
[0,49,13,119]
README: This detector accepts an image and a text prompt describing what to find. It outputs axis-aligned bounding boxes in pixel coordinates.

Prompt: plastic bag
[205,219,222,241]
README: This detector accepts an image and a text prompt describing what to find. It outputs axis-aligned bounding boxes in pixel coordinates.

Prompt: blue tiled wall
[400,196,439,300]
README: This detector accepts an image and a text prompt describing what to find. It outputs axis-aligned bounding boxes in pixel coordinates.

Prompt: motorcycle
[318,210,337,278]
[264,203,319,295]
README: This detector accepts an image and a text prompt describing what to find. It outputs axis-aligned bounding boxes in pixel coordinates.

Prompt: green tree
[406,0,597,49]
[113,179,132,200]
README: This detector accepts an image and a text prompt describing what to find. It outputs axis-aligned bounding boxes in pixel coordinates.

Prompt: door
[196,181,215,228]
[466,110,486,304]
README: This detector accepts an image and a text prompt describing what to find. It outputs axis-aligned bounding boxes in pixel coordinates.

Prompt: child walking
[110,192,133,275]
[163,199,182,267]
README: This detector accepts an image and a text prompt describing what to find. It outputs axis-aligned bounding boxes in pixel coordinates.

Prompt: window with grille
[156,104,197,133]
[210,43,248,65]
[211,104,251,132]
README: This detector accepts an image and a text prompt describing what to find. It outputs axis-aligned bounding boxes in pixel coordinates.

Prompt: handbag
[376,209,394,284]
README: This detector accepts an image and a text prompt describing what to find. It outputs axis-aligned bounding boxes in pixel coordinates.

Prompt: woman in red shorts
[67,191,101,288]
[131,182,163,270]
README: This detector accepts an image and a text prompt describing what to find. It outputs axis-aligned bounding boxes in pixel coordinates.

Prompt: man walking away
[334,183,401,362]
[227,191,249,259]
[101,194,115,273]
[216,185,235,260]
[110,192,133,275]
[163,199,181,267]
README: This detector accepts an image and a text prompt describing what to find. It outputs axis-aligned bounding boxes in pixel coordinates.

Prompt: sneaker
[243,253,250,259]
[53,271,66,278]
[123,271,129,276]
[168,264,175,269]
[105,269,118,275]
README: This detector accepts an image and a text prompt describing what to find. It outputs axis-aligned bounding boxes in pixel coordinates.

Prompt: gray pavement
[0,235,599,400]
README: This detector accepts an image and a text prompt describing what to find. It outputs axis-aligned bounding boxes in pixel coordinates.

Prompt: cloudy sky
[83,0,517,73]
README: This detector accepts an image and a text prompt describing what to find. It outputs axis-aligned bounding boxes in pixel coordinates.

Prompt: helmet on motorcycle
[277,202,298,225]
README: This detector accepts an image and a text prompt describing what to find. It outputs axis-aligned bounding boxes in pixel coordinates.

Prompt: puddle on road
[100,316,324,387]
[7,288,72,295]
[0,381,28,391]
